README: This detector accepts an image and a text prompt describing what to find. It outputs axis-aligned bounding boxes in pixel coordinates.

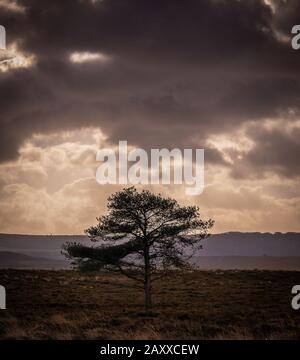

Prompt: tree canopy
[63,187,214,310]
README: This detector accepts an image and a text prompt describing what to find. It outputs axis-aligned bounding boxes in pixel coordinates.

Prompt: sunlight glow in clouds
[0,43,35,72]
[0,0,25,13]
[70,51,111,64]
[0,125,299,235]
[263,0,276,13]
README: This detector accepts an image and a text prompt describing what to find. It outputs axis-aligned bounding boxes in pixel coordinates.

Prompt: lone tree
[63,187,214,311]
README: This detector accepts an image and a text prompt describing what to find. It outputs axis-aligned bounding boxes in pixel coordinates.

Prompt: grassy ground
[0,269,299,340]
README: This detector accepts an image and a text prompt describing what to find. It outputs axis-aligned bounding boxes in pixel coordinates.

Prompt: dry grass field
[0,269,299,340]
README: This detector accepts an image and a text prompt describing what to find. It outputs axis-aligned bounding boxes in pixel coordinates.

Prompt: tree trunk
[144,277,152,312]
[144,244,152,312]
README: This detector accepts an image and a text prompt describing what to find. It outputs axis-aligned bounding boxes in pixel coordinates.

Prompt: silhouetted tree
[63,187,214,312]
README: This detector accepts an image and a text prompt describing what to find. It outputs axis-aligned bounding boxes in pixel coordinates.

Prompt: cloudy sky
[0,0,299,234]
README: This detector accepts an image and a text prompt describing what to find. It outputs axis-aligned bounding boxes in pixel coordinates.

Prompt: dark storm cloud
[219,77,300,121]
[230,121,300,179]
[0,0,300,180]
[270,0,300,35]
[2,0,294,67]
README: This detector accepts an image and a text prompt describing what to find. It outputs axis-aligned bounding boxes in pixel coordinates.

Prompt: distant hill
[192,256,300,270]
[0,251,68,269]
[0,232,299,269]
[0,234,89,260]
[199,232,300,256]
